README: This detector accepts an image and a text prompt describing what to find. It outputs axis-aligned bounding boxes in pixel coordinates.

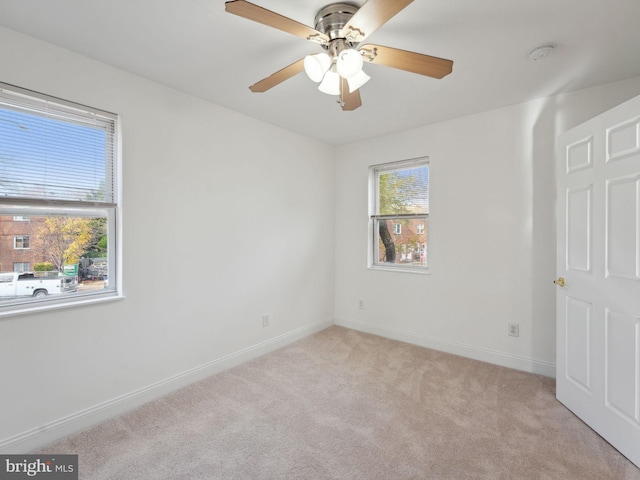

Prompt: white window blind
[370,158,429,217]
[0,85,116,205]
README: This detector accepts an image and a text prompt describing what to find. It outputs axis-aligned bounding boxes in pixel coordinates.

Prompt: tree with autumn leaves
[36,217,106,271]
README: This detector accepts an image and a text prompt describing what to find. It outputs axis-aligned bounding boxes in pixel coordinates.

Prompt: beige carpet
[35,326,640,479]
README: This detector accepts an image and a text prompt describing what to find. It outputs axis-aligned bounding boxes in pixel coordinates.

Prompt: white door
[556,94,640,467]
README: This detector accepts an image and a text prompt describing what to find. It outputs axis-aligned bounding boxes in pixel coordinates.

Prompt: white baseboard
[335,317,556,378]
[0,318,333,454]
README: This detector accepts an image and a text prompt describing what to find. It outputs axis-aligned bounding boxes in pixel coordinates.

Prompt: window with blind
[0,83,120,312]
[368,157,429,272]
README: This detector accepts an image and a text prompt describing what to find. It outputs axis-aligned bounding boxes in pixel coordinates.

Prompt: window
[0,83,120,313]
[368,157,429,272]
[14,262,30,272]
[14,235,30,249]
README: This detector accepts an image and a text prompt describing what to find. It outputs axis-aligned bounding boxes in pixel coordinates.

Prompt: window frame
[368,157,430,274]
[13,262,31,273]
[13,235,30,250]
[0,82,123,316]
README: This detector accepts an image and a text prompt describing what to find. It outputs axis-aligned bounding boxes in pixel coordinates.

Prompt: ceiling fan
[225,0,453,111]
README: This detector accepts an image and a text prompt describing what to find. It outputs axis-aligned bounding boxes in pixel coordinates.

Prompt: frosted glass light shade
[347,69,370,92]
[318,70,341,95]
[304,53,331,82]
[336,49,363,78]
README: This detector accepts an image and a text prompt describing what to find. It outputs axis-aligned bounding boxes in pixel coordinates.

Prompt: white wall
[334,76,640,376]
[0,27,335,452]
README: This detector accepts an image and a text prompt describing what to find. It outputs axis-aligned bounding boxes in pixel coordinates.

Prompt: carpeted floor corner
[34,326,640,479]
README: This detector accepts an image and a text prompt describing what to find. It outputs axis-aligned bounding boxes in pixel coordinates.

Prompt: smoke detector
[528,45,554,61]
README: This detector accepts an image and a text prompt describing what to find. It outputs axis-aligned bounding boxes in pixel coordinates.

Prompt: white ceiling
[1,0,639,145]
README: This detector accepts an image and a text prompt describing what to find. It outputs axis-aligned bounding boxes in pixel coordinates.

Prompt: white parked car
[0,272,75,299]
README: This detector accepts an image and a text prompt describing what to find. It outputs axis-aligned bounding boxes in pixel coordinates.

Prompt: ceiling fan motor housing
[314,3,359,42]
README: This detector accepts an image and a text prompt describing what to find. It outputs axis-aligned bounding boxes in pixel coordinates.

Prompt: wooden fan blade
[225,0,329,44]
[360,44,453,79]
[340,77,362,111]
[343,0,413,42]
[249,58,305,92]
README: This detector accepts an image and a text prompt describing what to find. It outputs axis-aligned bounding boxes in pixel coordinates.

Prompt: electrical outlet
[508,323,519,337]
[262,314,270,327]
[358,300,365,310]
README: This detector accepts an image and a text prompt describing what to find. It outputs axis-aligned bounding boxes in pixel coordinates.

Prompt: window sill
[0,292,125,319]
[368,264,431,275]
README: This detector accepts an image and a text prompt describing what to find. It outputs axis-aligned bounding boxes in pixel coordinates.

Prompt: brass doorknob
[553,277,565,287]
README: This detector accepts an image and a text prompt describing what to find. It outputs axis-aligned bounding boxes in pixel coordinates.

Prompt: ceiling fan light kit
[347,69,371,93]
[308,43,370,95]
[303,53,332,82]
[318,68,342,95]
[225,0,454,111]
[336,48,364,78]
